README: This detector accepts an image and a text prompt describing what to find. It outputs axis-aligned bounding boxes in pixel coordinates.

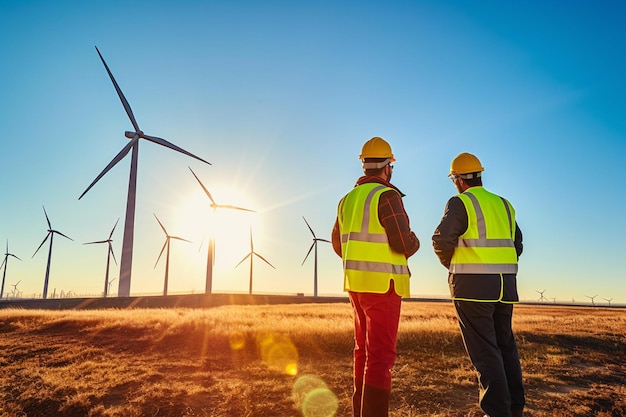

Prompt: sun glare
[173,185,259,282]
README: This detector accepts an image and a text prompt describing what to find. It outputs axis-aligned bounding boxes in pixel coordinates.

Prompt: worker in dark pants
[432,152,525,417]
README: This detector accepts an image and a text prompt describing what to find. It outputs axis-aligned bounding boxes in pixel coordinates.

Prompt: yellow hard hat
[449,152,484,177]
[359,137,396,162]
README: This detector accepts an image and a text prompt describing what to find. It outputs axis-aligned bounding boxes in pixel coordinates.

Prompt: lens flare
[302,387,339,417]
[229,331,246,350]
[256,332,299,375]
[292,374,328,409]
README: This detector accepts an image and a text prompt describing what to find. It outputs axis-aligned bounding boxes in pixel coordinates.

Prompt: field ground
[0,299,624,416]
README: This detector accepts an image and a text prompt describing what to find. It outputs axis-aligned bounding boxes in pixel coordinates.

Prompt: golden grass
[0,302,624,416]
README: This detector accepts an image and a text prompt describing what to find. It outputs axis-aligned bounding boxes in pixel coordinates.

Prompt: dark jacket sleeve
[432,196,467,269]
[514,222,523,258]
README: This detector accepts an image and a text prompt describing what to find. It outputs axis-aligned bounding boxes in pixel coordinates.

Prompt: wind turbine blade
[0,258,5,270]
[154,214,167,235]
[189,167,216,204]
[303,216,315,237]
[218,204,255,212]
[54,231,74,241]
[249,227,254,251]
[198,235,206,252]
[10,254,20,261]
[143,134,211,165]
[254,252,276,269]
[84,240,108,245]
[235,253,251,268]
[95,46,140,133]
[317,238,331,243]
[109,218,120,239]
[42,206,51,229]
[171,236,191,243]
[32,233,51,258]
[109,243,118,265]
[154,240,167,268]
[79,140,135,200]
[302,242,315,266]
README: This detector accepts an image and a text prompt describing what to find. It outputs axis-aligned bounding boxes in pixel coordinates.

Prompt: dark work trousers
[454,300,525,417]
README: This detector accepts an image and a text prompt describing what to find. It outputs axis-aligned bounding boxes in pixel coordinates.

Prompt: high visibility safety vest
[337,183,410,297]
[450,187,518,275]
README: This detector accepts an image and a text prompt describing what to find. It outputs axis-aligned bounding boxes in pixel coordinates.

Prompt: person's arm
[378,190,420,258]
[432,196,467,269]
[331,219,342,258]
[514,222,523,258]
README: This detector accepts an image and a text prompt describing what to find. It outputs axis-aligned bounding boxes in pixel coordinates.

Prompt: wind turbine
[154,214,191,296]
[189,167,255,294]
[11,280,21,298]
[585,294,598,306]
[108,277,118,296]
[602,297,613,306]
[32,206,73,299]
[235,226,275,295]
[536,289,547,303]
[0,240,21,299]
[83,219,119,297]
[79,46,211,298]
[301,216,330,297]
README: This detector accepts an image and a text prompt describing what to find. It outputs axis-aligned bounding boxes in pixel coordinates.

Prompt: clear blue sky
[1,1,624,305]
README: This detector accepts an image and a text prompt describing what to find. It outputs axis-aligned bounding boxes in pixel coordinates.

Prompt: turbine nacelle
[125,131,142,139]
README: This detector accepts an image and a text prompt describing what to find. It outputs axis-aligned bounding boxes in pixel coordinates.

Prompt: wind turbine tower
[83,219,119,297]
[79,47,211,297]
[236,226,275,295]
[536,289,547,303]
[301,216,330,297]
[0,241,21,299]
[189,167,255,294]
[32,206,73,299]
[585,294,598,306]
[154,214,190,296]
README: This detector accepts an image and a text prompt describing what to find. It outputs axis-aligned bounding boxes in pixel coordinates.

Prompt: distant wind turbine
[189,167,255,294]
[32,206,73,299]
[108,277,118,295]
[154,214,191,296]
[602,298,613,306]
[11,280,21,298]
[236,226,275,295]
[585,294,598,306]
[83,219,119,297]
[536,289,547,302]
[0,240,21,299]
[301,216,330,297]
[78,46,211,298]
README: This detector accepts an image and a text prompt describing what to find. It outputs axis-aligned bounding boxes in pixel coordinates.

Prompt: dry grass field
[0,301,624,417]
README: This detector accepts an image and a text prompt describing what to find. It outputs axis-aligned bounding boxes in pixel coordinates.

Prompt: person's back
[332,136,419,417]
[432,152,525,417]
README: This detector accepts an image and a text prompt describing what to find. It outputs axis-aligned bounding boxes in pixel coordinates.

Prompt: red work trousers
[349,282,402,391]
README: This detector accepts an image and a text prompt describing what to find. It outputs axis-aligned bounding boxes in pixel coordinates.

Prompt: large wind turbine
[79,46,211,297]
[32,206,73,299]
[0,241,21,299]
[236,226,275,295]
[83,219,119,297]
[154,214,190,296]
[189,167,255,294]
[301,216,330,297]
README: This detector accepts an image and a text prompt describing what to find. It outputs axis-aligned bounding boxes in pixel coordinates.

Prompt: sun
[173,184,259,275]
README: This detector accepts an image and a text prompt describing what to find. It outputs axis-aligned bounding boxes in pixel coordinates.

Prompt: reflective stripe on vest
[450,187,518,274]
[338,183,410,296]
